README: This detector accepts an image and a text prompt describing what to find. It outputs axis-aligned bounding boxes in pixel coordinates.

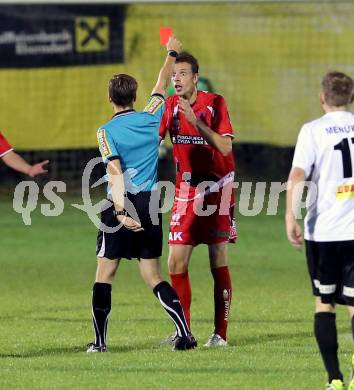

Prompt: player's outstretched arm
[151,36,182,96]
[1,150,49,177]
[285,167,306,249]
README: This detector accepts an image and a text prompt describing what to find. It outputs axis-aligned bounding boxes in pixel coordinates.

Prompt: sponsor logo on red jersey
[160,91,235,179]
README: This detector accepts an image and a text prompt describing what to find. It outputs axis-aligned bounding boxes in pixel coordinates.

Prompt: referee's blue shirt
[97,94,165,193]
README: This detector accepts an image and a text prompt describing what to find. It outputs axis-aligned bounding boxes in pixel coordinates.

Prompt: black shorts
[96,191,162,260]
[305,239,354,306]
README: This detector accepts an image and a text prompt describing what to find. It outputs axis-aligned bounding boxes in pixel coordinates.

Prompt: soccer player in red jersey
[159,52,236,347]
[0,132,48,177]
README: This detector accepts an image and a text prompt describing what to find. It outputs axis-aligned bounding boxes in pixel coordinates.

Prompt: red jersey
[0,132,13,157]
[159,91,235,182]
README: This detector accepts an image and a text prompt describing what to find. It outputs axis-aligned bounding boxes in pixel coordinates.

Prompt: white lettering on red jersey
[159,91,235,181]
[0,132,13,157]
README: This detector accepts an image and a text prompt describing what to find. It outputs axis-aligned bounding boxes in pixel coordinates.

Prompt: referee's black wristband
[113,209,127,217]
[168,50,178,58]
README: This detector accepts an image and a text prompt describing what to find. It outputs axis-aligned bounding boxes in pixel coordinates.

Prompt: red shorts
[168,180,237,246]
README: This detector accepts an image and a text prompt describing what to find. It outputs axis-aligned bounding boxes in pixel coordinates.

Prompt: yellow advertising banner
[1,3,354,149]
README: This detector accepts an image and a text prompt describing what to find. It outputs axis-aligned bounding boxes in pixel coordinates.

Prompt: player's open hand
[167,36,182,54]
[286,217,303,250]
[28,160,49,177]
[178,97,197,126]
[117,215,144,233]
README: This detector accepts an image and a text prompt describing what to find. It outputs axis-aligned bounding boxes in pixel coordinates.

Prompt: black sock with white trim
[153,281,190,338]
[314,312,343,382]
[92,282,112,347]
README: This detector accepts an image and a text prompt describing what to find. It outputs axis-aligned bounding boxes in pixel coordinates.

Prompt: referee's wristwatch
[168,50,178,58]
[113,209,127,217]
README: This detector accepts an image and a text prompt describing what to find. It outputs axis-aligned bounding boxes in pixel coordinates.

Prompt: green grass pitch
[0,196,352,389]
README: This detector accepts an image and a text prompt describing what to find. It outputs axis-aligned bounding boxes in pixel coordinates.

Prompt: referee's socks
[91,282,112,347]
[153,281,191,338]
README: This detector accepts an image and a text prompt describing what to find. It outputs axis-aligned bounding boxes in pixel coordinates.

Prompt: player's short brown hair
[322,71,354,107]
[176,52,199,74]
[109,74,138,107]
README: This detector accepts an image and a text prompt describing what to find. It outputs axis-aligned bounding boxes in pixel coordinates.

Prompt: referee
[87,36,197,352]
[286,71,354,390]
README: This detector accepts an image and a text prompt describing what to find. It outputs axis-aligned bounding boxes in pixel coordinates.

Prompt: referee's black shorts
[96,191,162,260]
[305,239,354,306]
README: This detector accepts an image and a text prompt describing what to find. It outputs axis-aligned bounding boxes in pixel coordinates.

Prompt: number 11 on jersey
[334,137,354,178]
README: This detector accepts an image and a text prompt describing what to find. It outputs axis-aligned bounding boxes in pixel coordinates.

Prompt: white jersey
[292,111,354,242]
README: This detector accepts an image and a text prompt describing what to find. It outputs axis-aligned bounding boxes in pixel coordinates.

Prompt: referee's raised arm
[151,36,182,97]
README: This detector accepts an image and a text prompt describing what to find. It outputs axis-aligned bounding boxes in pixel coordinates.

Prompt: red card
[160,27,173,45]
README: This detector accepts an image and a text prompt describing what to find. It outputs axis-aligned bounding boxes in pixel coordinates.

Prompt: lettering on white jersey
[292,111,354,241]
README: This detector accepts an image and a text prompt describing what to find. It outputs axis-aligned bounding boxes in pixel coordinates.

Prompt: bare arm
[178,98,232,156]
[151,36,182,96]
[195,118,232,156]
[107,159,143,232]
[2,150,49,177]
[107,159,125,212]
[285,167,306,249]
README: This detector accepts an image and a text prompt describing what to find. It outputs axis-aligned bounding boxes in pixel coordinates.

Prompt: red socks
[211,266,232,340]
[170,266,232,339]
[170,272,192,328]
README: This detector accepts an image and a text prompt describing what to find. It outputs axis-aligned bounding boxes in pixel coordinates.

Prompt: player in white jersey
[286,71,354,390]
